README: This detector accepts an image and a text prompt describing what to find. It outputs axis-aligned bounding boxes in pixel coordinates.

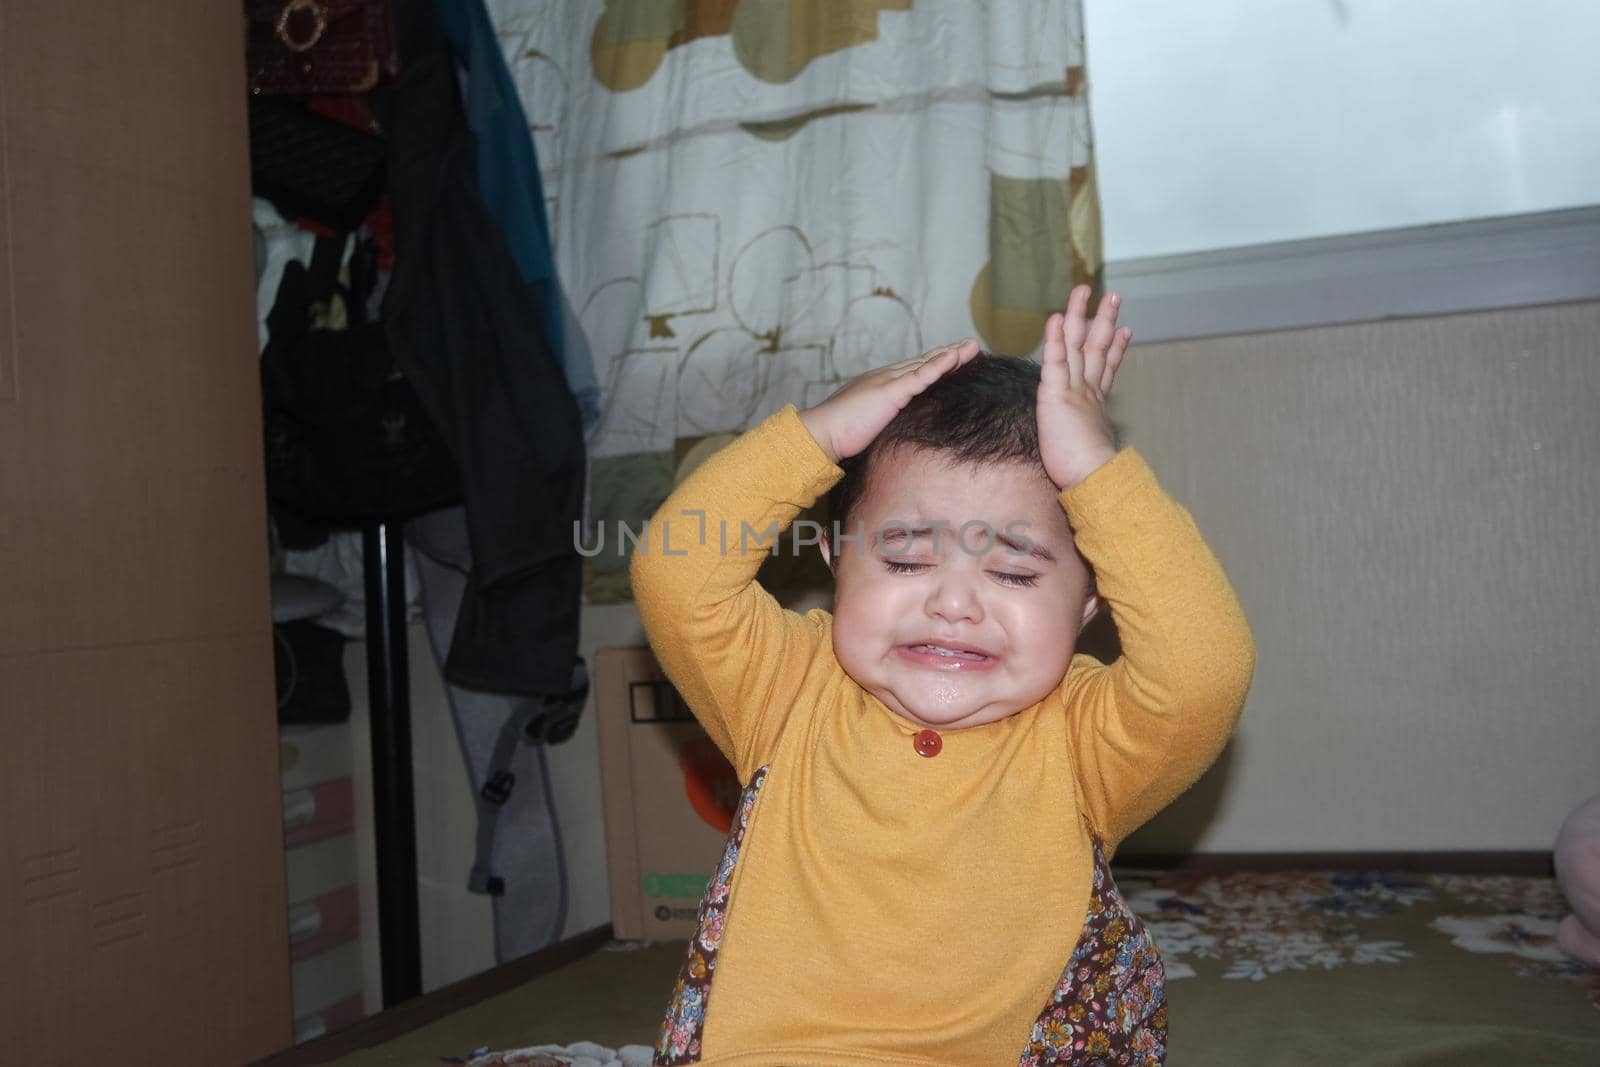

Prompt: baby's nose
[925,568,985,623]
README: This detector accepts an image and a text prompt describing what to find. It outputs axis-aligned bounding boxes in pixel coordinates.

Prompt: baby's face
[828,446,1098,731]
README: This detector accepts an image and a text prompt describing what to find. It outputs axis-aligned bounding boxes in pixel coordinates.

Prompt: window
[1082,0,1600,339]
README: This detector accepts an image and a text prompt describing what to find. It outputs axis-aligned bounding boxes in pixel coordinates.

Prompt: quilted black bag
[261,234,461,531]
[248,95,387,233]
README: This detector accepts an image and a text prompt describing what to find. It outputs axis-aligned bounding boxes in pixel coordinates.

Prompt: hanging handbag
[261,234,461,529]
[245,0,400,96]
[248,95,387,233]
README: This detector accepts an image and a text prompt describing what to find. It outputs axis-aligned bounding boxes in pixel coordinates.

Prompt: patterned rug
[351,869,1597,1067]
[1117,868,1597,1000]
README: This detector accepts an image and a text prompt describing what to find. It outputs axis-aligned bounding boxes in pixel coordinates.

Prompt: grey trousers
[408,505,568,963]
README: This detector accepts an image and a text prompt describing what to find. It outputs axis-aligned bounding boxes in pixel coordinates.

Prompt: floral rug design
[1114,867,1599,1006]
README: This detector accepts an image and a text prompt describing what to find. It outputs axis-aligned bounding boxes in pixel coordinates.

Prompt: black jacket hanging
[261,233,462,542]
[380,36,585,698]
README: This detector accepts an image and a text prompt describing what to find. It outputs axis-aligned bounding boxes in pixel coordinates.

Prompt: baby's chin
[888,692,1026,731]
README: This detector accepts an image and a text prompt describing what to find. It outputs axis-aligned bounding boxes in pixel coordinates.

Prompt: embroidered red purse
[245,0,399,96]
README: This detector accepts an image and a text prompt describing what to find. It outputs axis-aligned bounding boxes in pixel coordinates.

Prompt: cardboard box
[595,647,743,940]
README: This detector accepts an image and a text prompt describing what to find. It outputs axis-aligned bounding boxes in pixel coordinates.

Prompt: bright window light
[1083,0,1600,261]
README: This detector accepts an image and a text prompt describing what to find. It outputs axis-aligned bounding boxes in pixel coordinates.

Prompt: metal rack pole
[362,520,423,1005]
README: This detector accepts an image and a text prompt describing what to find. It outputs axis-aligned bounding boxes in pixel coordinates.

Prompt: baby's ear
[1078,591,1101,633]
[818,531,837,574]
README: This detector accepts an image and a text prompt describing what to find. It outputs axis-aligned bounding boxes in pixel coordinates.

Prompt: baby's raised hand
[798,339,982,464]
[1037,284,1131,490]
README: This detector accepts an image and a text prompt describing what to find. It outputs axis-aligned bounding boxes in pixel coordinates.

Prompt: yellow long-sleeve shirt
[629,403,1255,1066]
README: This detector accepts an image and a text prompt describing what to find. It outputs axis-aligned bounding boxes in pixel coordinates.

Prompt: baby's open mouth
[899,642,996,666]
[909,643,988,660]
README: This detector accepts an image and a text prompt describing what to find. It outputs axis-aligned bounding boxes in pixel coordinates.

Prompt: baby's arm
[1036,287,1255,848]
[629,406,840,780]
[1057,450,1256,849]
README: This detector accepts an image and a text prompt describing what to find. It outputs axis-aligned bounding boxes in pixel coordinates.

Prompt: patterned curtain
[485,0,1103,603]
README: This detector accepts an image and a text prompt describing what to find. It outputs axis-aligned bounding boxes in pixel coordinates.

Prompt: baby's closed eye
[882,559,1041,587]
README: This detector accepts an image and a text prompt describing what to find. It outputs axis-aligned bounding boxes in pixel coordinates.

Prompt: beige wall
[1114,298,1600,853]
[401,299,1600,977]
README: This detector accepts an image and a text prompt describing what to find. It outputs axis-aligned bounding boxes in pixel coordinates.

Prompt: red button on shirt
[913,729,943,758]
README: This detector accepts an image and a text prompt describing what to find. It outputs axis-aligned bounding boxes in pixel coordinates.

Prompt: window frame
[1102,205,1600,343]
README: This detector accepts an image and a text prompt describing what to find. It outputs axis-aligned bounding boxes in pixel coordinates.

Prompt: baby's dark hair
[826,351,1123,560]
